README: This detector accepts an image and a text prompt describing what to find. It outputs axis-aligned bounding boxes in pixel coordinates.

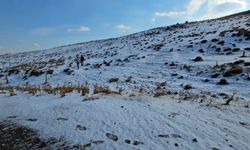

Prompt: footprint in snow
[82,143,92,148]
[7,116,17,119]
[56,117,68,121]
[124,139,144,145]
[91,140,105,145]
[158,134,182,138]
[106,133,118,141]
[26,118,38,122]
[76,125,87,131]
[168,113,179,118]
[133,140,144,145]
[124,139,131,144]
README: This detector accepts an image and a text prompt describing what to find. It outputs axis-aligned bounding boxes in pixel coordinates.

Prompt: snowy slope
[1,11,250,106]
[0,93,250,150]
[0,11,250,150]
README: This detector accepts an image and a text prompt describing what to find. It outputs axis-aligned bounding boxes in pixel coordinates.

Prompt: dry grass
[0,81,124,97]
[15,85,41,95]
[43,84,57,95]
[9,87,16,96]
[94,84,122,95]
[80,86,90,96]
[94,85,110,94]
[57,85,75,97]
[154,91,168,97]
[0,85,16,96]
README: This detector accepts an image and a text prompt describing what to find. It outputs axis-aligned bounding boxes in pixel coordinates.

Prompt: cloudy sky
[0,0,249,54]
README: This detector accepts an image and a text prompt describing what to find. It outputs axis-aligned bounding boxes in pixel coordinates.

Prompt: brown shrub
[233,60,245,65]
[26,85,40,95]
[81,86,90,96]
[200,40,207,43]
[0,85,12,94]
[217,79,229,85]
[47,69,54,74]
[125,76,132,82]
[224,66,243,77]
[108,78,119,83]
[7,86,16,96]
[43,85,57,95]
[183,84,192,90]
[193,56,203,62]
[94,85,110,94]
[8,69,20,75]
[217,40,225,46]
[211,38,219,42]
[30,69,44,77]
[244,62,250,66]
[63,68,73,75]
[154,91,167,97]
[58,85,74,97]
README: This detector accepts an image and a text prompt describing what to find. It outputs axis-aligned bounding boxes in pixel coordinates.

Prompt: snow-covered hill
[0,11,250,150]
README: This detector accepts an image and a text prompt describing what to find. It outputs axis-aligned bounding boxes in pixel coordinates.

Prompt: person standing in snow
[80,54,85,66]
[75,54,80,69]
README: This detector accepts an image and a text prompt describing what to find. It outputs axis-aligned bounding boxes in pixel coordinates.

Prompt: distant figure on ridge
[75,54,80,69]
[80,54,85,66]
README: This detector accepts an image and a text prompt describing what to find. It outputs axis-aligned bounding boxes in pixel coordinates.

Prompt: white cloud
[79,26,90,32]
[202,0,248,19]
[155,0,248,19]
[115,24,131,32]
[68,26,90,33]
[186,0,207,14]
[33,43,41,48]
[155,0,206,17]
[67,29,73,32]
[155,11,186,17]
[29,27,56,36]
[151,18,156,24]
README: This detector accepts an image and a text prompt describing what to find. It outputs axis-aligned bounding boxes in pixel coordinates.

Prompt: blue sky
[0,0,249,54]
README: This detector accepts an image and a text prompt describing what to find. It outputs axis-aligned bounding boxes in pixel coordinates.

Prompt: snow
[0,12,250,149]
[0,93,250,150]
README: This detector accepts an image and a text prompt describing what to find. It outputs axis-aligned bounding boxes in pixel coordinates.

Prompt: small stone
[239,121,247,125]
